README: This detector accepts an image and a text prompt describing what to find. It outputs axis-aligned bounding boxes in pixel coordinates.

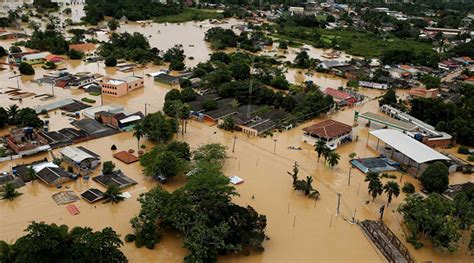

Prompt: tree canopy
[130,161,267,261]
[0,222,126,262]
[420,161,449,193]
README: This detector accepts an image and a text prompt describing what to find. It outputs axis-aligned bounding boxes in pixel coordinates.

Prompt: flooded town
[0,1,473,262]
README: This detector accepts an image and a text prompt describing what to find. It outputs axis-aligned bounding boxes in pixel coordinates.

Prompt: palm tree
[287,162,299,185]
[7,105,18,124]
[133,123,144,151]
[294,176,320,199]
[365,172,383,201]
[327,151,340,169]
[103,185,124,204]
[1,182,22,201]
[322,146,331,163]
[315,140,326,162]
[383,181,400,205]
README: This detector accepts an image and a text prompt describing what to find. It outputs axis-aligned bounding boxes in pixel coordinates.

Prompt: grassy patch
[155,8,222,23]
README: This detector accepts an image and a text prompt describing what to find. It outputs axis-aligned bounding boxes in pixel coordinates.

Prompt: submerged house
[60,146,101,171]
[34,163,72,187]
[302,120,353,148]
[5,127,50,155]
[154,73,180,85]
[21,52,49,65]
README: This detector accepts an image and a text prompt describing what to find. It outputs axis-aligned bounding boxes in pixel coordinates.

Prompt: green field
[155,8,223,23]
[276,26,434,58]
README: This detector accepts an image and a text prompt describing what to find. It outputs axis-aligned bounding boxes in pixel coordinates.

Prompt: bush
[125,234,136,242]
[135,237,145,248]
[468,155,474,162]
[402,182,415,194]
[19,62,35,75]
[68,49,84,60]
[458,145,470,154]
[105,56,117,67]
[145,240,155,250]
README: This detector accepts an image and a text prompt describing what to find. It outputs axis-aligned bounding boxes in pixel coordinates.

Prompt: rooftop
[303,120,352,140]
[60,146,98,163]
[369,129,450,164]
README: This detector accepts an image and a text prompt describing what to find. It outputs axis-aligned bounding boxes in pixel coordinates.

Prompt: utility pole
[348,166,352,186]
[144,103,148,115]
[273,138,277,154]
[232,135,237,153]
[336,193,341,216]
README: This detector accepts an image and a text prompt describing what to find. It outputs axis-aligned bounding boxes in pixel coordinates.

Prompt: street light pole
[336,193,341,216]
[348,166,352,186]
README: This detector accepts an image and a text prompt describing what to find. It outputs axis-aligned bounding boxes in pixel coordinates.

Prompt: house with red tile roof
[301,119,353,148]
[323,87,357,106]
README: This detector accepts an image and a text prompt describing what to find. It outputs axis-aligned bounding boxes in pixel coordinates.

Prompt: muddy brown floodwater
[1,4,473,263]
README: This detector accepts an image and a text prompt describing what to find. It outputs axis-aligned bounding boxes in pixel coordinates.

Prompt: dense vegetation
[205,27,273,52]
[0,222,126,262]
[273,14,436,60]
[130,153,267,261]
[98,32,161,64]
[409,84,474,146]
[26,29,69,55]
[398,191,473,252]
[140,141,190,180]
[0,106,43,128]
[140,111,177,143]
[83,0,182,24]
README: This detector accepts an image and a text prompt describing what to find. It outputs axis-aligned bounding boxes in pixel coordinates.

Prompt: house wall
[126,78,144,92]
[301,131,353,147]
[423,138,451,148]
[101,82,127,97]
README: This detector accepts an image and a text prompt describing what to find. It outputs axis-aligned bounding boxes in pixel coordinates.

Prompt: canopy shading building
[367,129,451,176]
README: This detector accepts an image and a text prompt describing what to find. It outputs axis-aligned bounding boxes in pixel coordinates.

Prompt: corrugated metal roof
[369,129,450,164]
[60,146,96,163]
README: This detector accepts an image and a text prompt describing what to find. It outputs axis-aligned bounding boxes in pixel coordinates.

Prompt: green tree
[287,161,299,185]
[68,49,84,60]
[25,166,36,183]
[105,56,117,67]
[293,176,320,199]
[108,18,120,31]
[1,182,22,201]
[229,61,250,80]
[315,140,326,162]
[14,108,43,128]
[8,221,126,262]
[327,151,340,169]
[294,50,310,68]
[219,116,235,131]
[19,62,35,75]
[102,161,116,175]
[379,89,397,107]
[398,194,461,252]
[402,182,415,194]
[0,107,8,127]
[365,172,383,201]
[133,123,144,151]
[192,143,227,165]
[420,161,449,193]
[104,185,125,204]
[154,151,179,179]
[131,161,266,261]
[383,181,400,205]
[420,74,441,89]
[141,111,176,143]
